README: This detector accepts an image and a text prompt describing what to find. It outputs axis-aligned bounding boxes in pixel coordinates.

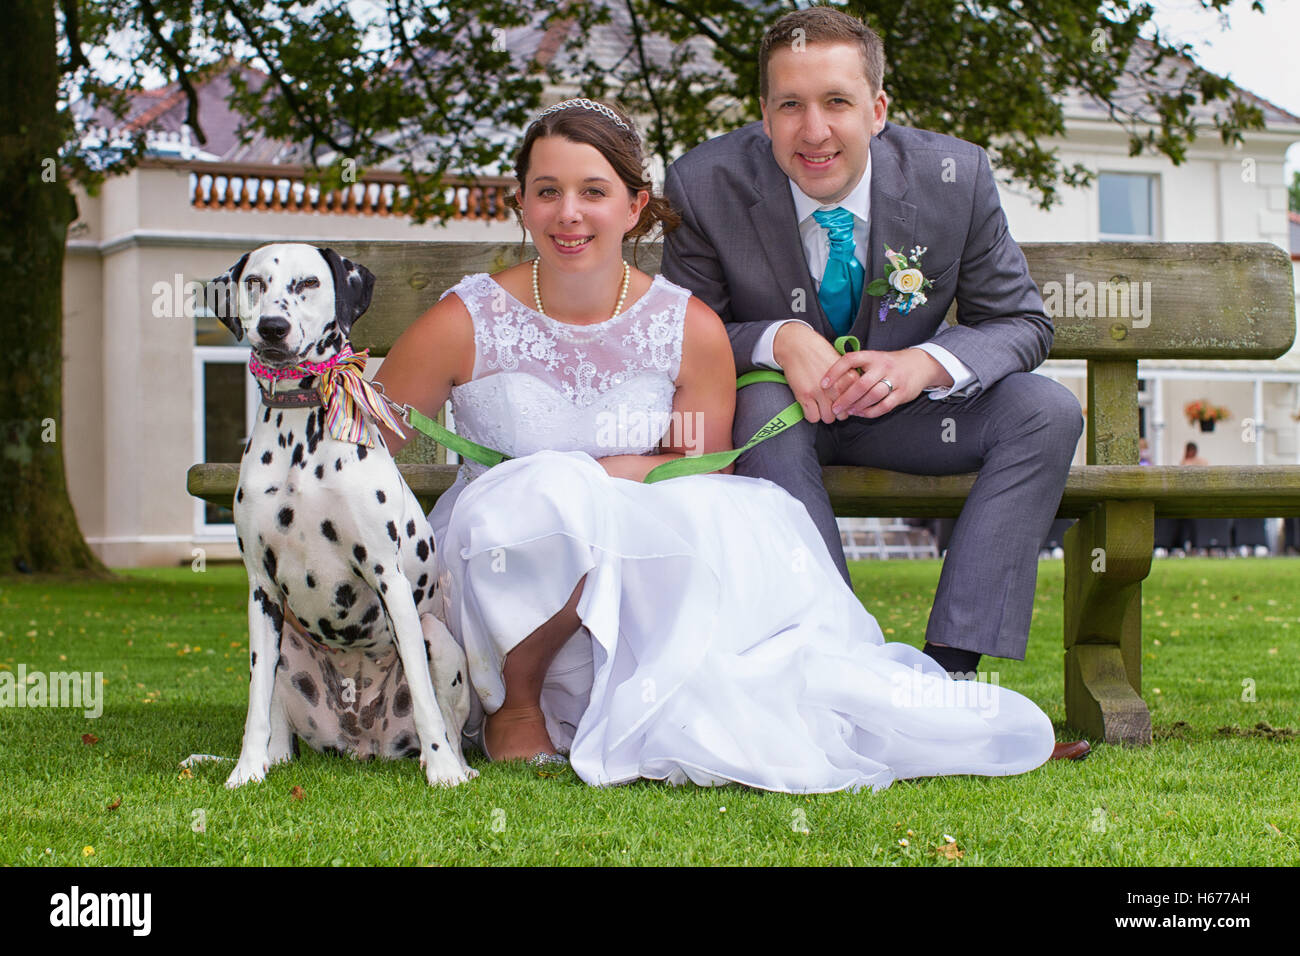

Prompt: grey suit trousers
[733,373,1083,661]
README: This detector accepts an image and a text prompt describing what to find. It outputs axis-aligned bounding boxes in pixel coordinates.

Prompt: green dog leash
[375,336,861,483]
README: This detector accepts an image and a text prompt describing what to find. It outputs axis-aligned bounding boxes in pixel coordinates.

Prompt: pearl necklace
[532,258,631,322]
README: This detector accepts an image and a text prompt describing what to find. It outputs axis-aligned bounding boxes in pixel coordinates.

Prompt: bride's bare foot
[484,705,556,761]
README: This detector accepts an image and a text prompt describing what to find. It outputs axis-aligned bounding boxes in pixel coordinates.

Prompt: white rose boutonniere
[867,245,933,319]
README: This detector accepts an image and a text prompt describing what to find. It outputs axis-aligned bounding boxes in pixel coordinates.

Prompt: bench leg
[1063,500,1154,745]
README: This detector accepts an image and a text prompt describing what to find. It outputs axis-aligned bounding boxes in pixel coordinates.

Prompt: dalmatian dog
[207,242,475,789]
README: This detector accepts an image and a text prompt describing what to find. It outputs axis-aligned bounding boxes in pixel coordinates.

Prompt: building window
[194,347,257,534]
[1099,172,1157,240]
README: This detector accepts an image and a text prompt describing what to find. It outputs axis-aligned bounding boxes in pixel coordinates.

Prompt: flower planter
[1199,420,1216,433]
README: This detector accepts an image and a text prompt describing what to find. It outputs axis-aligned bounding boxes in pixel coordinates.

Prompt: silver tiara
[534,98,633,133]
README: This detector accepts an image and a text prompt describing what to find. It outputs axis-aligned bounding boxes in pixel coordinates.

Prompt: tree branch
[58,0,91,74]
[137,0,208,144]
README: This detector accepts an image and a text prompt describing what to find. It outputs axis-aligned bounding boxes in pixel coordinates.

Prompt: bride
[372,99,1058,792]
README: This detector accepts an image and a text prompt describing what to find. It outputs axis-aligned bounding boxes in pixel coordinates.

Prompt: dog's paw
[421,752,476,788]
[225,757,269,789]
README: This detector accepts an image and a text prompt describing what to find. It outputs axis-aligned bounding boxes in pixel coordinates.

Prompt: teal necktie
[812,207,864,335]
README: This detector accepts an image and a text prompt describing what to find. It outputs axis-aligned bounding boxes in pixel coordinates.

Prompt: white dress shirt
[751,153,976,400]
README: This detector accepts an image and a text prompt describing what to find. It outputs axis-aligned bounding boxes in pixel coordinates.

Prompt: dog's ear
[319,247,376,337]
[204,252,250,342]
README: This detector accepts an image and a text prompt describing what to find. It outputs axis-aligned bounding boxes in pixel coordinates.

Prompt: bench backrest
[331,240,1294,465]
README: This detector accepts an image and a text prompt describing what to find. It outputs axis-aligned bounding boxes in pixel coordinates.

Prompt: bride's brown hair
[508,100,680,260]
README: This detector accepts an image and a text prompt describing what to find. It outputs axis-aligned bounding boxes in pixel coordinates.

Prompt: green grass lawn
[1,558,1296,866]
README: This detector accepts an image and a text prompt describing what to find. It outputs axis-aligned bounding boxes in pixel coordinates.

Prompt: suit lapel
[748,150,834,339]
[858,129,915,350]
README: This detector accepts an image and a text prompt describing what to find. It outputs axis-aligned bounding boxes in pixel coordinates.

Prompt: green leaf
[866,279,890,296]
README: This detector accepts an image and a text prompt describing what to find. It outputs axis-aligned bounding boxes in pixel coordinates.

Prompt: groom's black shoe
[1050,740,1091,761]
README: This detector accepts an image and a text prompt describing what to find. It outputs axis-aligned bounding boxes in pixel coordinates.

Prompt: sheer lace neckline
[486,271,669,333]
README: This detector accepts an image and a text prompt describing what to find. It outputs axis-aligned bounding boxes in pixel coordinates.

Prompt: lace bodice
[440,272,689,483]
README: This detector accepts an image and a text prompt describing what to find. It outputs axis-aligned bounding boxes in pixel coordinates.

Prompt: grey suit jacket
[661,121,1052,391]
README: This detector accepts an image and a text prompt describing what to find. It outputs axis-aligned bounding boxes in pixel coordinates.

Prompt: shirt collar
[788,149,873,225]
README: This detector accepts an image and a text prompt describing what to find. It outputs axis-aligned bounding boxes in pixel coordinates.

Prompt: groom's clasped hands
[773,322,955,424]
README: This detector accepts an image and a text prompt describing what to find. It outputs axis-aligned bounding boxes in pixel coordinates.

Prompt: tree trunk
[0,0,110,577]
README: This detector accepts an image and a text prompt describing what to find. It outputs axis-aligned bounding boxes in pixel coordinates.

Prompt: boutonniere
[866,245,932,319]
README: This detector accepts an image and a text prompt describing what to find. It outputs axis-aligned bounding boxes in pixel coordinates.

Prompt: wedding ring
[880,377,895,394]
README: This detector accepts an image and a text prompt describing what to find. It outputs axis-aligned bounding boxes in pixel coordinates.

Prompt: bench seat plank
[188,462,1300,518]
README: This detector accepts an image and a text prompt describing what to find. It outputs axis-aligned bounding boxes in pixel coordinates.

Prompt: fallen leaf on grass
[934,842,964,861]
[106,796,122,811]
[178,767,193,780]
[290,785,305,801]
[83,846,94,857]
[1266,821,1283,836]
[82,733,99,745]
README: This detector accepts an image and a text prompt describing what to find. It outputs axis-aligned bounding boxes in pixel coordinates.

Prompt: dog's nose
[257,316,291,342]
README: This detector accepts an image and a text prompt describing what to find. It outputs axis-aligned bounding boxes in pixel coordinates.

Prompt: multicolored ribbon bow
[316,346,406,447]
[250,344,405,448]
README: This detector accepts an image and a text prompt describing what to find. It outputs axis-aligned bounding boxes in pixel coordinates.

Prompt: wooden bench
[188,240,1300,745]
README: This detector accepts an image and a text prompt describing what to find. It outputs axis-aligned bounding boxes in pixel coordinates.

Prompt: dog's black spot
[280,582,289,595]
[393,685,411,717]
[305,573,316,589]
[372,564,384,576]
[306,413,322,454]
[236,536,244,553]
[357,446,367,461]
[291,672,319,706]
[352,564,363,578]
[251,586,284,633]
[243,438,251,456]
[262,546,278,580]
[376,490,386,504]
[315,464,324,480]
[417,573,428,587]
[412,588,424,605]
[353,544,367,563]
[277,506,294,529]
[264,485,277,495]
[286,431,294,446]
[361,605,380,625]
[335,458,343,472]
[416,538,429,561]
[291,443,304,468]
[263,406,272,424]
[451,670,462,686]
[386,521,398,542]
[261,450,273,466]
[251,651,258,667]
[276,412,283,428]
[406,520,417,538]
[335,583,357,609]
[277,433,286,449]
[338,623,366,645]
[320,520,337,542]
[392,732,418,758]
[340,711,361,736]
[380,581,387,594]
[236,486,244,503]
[429,741,439,752]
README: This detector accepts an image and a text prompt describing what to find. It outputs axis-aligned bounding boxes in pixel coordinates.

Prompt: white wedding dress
[427,272,1055,792]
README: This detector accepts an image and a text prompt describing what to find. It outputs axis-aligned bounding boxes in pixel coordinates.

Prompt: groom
[662,8,1085,695]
